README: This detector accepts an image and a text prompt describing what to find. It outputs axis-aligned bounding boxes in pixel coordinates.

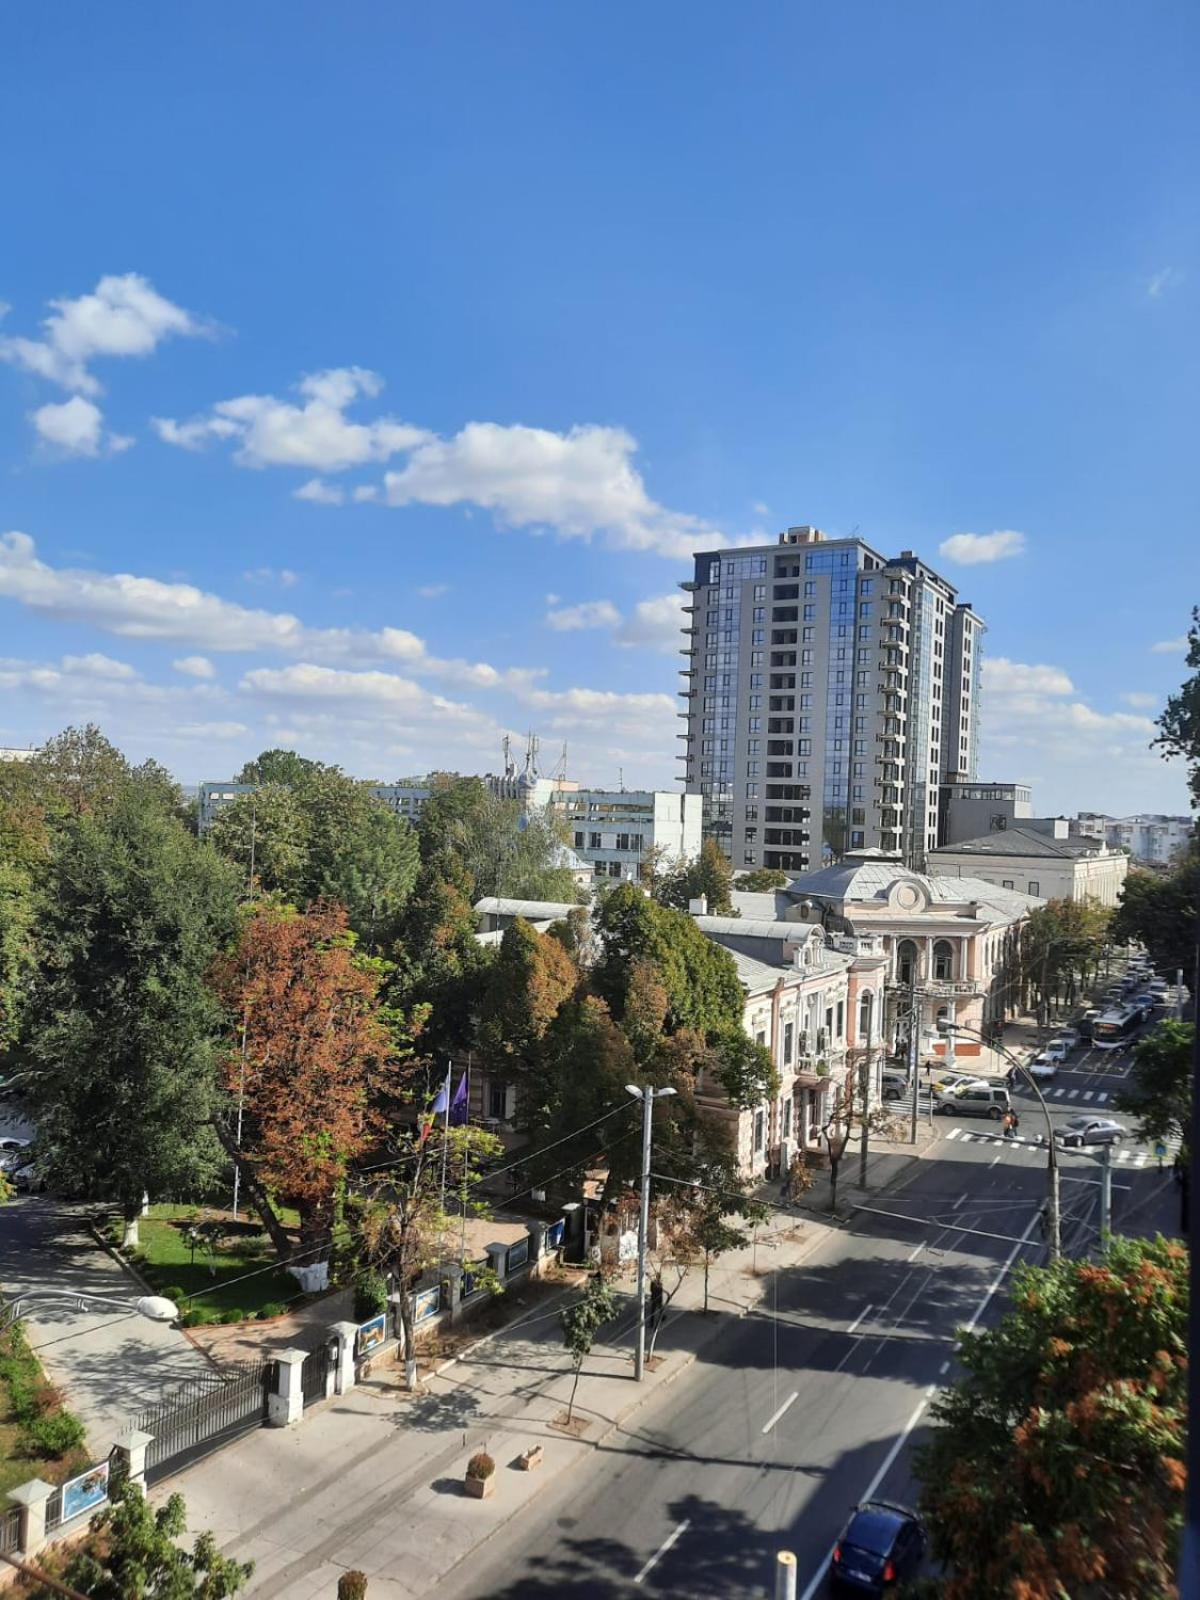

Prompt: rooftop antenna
[618,766,624,792]
[550,740,569,783]
[502,734,515,779]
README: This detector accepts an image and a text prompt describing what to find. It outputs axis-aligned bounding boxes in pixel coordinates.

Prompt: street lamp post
[938,1020,1061,1260]
[625,1083,677,1381]
[2,1290,180,1328]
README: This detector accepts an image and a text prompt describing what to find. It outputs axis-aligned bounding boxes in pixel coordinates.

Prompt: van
[933,1083,1010,1121]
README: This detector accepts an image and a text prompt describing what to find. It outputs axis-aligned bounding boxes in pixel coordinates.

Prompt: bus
[1092,1005,1143,1049]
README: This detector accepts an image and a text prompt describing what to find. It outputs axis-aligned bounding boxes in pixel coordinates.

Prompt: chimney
[688,895,708,916]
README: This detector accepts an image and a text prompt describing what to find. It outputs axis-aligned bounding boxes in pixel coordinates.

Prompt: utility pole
[908,970,921,1144]
[1099,1141,1112,1240]
[626,1083,676,1381]
[858,1014,872,1188]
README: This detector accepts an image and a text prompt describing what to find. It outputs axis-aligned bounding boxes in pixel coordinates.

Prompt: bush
[218,1307,247,1325]
[338,1574,368,1600]
[353,1273,388,1323]
[180,1305,220,1328]
[465,1451,495,1481]
[22,1409,87,1457]
[255,1302,288,1321]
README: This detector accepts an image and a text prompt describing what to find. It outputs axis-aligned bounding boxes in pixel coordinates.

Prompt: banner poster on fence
[62,1461,109,1522]
[356,1313,387,1357]
[413,1284,440,1325]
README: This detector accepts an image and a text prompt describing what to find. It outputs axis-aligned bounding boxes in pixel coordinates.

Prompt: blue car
[830,1500,926,1595]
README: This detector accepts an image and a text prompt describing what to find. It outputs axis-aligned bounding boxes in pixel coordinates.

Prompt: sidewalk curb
[86,1220,226,1376]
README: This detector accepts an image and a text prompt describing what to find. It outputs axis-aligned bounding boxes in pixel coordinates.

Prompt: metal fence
[300,1344,332,1408]
[0,1504,21,1555]
[43,1486,63,1532]
[134,1360,273,1484]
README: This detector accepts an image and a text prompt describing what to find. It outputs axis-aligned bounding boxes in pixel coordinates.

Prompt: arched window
[858,989,873,1042]
[897,939,918,987]
[933,940,954,981]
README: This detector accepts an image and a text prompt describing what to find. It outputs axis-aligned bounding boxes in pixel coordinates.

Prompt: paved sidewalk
[167,1209,841,1599]
[0,1196,215,1452]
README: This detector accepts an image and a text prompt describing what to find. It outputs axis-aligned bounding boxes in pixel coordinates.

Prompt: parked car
[934,1083,1010,1120]
[9,1159,46,1193]
[830,1500,927,1595]
[880,1069,910,1102]
[1055,1028,1080,1050]
[1055,1116,1128,1148]
[0,1136,30,1170]
[1027,1053,1058,1080]
[1149,979,1169,997]
[1042,1039,1070,1064]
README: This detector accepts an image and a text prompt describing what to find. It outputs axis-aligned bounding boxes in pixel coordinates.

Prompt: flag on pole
[448,1072,469,1125]
[419,1068,452,1143]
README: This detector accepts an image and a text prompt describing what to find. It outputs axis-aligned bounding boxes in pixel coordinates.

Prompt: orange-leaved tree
[211,902,411,1260]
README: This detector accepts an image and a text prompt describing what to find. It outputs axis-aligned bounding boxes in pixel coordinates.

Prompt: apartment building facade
[1074,812,1193,866]
[680,526,984,874]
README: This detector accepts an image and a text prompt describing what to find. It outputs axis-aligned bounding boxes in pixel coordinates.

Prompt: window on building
[1028,881,1040,896]
[858,990,873,1042]
[574,831,584,847]
[1002,879,1014,890]
[836,1000,844,1037]
[589,831,602,849]
[488,1082,507,1121]
[783,1021,794,1064]
[933,940,954,981]
[783,1098,793,1138]
[897,939,918,987]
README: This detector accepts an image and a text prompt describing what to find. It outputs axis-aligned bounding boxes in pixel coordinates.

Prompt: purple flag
[449,1072,469,1125]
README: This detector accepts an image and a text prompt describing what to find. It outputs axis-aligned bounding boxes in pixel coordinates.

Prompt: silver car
[1056,1116,1127,1148]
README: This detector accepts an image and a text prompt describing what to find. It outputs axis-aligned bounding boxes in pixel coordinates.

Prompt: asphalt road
[441,1034,1175,1600]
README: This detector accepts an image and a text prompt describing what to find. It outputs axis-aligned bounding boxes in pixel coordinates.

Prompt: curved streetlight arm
[938,1020,1061,1260]
[2,1290,179,1328]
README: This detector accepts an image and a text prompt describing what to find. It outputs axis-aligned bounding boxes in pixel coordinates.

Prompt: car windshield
[1064,1117,1093,1130]
[846,1510,901,1556]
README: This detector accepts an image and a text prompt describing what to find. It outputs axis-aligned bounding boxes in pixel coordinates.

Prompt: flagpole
[439,1061,451,1215]
[460,1054,471,1268]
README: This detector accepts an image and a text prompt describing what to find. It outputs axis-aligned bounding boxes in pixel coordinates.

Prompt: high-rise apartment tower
[680,526,984,873]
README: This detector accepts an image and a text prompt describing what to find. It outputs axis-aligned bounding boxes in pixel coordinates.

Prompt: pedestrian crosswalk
[1043,1087,1110,1103]
[942,1124,1152,1167]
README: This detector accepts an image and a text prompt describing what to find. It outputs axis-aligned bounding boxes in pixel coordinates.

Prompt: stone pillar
[8,1478,54,1559]
[528,1220,546,1261]
[485,1241,507,1284]
[329,1321,359,1396]
[267,1347,308,1427]
[111,1428,154,1492]
[442,1263,464,1322]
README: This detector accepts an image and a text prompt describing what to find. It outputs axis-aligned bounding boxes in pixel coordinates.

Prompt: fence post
[8,1479,53,1559]
[267,1348,308,1427]
[111,1429,154,1492]
[329,1322,359,1396]
[485,1241,507,1283]
[528,1221,547,1272]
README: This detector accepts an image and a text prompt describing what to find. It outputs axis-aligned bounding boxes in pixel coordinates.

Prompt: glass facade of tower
[681,527,984,873]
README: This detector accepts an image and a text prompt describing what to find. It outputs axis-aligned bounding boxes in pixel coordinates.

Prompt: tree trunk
[209,1118,293,1260]
[703,1251,710,1313]
[122,1199,140,1249]
[566,1359,582,1424]
[829,1157,840,1214]
[398,1290,418,1391]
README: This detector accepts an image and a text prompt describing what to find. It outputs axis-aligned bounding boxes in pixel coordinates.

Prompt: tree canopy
[1112,857,1200,981]
[1154,604,1200,809]
[1116,1020,1193,1148]
[915,1234,1187,1600]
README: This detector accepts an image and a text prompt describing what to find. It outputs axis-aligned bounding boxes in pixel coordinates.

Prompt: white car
[1042,1040,1071,1064]
[1055,1029,1080,1051]
[1027,1054,1058,1080]
[0,1136,29,1172]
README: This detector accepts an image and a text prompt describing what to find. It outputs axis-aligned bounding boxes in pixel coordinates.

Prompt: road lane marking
[939,1359,951,1374]
[761,1390,799,1434]
[1082,1091,1094,1101]
[906,1241,925,1263]
[796,1388,939,1600]
[989,1152,1002,1167]
[1096,1092,1108,1104]
[845,1303,873,1335]
[1117,1150,1131,1162]
[952,1192,966,1209]
[946,1127,962,1140]
[633,1519,690,1586]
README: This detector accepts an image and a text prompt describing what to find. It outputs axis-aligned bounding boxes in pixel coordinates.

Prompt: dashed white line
[946,1127,962,1141]
[939,1359,951,1375]
[1082,1091,1094,1101]
[634,1519,691,1586]
[1096,1092,1108,1105]
[845,1303,873,1336]
[762,1390,800,1434]
[906,1241,925,1263]
[951,1192,967,1210]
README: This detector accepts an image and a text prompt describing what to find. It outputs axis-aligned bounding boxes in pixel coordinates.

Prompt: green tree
[22,792,241,1243]
[30,725,184,823]
[1154,604,1200,808]
[914,1234,1187,1600]
[389,854,492,1058]
[52,1480,253,1598]
[304,773,419,951]
[594,884,745,1039]
[235,748,322,788]
[416,775,579,902]
[206,783,308,900]
[478,918,579,1069]
[733,867,790,893]
[1116,1020,1193,1148]
[1018,897,1112,1025]
[1112,857,1200,981]
[657,838,737,916]
[559,1274,617,1423]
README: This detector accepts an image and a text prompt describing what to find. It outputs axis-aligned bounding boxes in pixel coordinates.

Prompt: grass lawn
[114,1204,306,1324]
[0,1326,90,1499]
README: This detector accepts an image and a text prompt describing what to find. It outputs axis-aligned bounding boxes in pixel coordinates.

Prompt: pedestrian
[1011,1110,1021,1137]
[1174,1150,1186,1189]
[1002,1111,1014,1141]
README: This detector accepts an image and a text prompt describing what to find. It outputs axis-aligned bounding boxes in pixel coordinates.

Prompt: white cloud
[752,501,771,517]
[1121,691,1158,709]
[383,421,722,559]
[523,686,677,721]
[982,658,1074,697]
[30,397,132,458]
[545,599,622,632]
[154,367,430,472]
[173,655,216,679]
[417,583,449,599]
[293,478,345,505]
[174,721,248,740]
[0,273,205,395]
[60,651,137,680]
[1151,636,1189,655]
[615,593,685,653]
[938,529,1027,565]
[243,566,299,588]
[1148,268,1182,300]
[0,533,541,696]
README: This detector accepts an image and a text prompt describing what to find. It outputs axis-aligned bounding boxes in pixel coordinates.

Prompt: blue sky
[1,3,1195,814]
